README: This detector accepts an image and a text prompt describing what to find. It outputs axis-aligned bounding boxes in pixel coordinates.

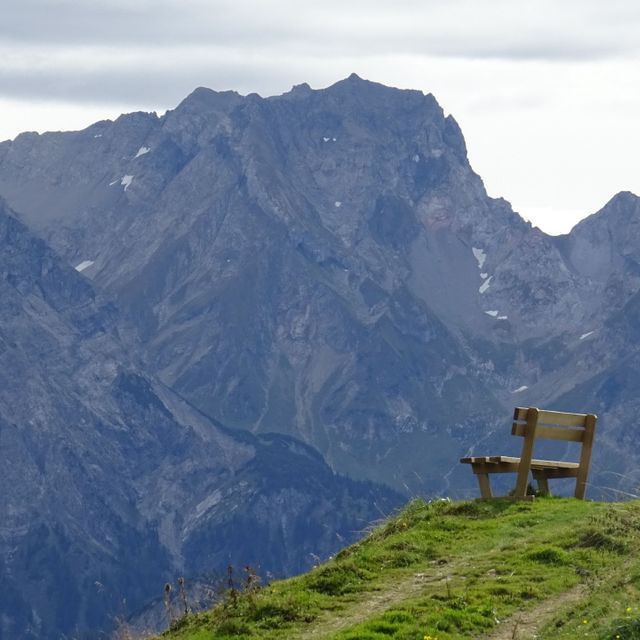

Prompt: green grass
[158,498,640,639]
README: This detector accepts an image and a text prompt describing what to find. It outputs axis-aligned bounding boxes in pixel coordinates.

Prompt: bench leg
[515,466,533,498]
[535,474,551,496]
[476,473,493,499]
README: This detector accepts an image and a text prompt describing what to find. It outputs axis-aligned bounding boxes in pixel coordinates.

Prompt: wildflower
[627,607,633,613]
[582,619,588,624]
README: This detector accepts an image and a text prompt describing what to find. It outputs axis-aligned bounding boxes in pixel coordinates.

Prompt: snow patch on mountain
[194,489,223,518]
[479,276,492,294]
[472,247,486,269]
[75,260,94,272]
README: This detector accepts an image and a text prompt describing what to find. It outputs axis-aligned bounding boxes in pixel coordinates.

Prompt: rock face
[0,76,508,496]
[1,75,640,635]
[0,198,401,639]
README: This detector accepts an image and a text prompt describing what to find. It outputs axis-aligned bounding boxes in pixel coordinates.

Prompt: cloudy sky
[1,0,638,234]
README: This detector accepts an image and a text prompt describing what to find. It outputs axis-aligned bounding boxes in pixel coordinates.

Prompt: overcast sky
[1,0,638,234]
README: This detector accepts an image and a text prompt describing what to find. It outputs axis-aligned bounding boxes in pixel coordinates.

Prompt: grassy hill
[155,497,640,639]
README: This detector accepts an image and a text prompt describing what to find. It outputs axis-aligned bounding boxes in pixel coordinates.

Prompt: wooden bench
[460,407,597,500]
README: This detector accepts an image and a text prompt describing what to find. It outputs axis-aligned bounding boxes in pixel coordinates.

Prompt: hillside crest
[158,497,640,640]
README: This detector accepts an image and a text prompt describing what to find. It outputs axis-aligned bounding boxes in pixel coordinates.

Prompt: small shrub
[342,631,385,640]
[527,546,569,565]
[439,605,494,632]
[443,501,484,518]
[368,620,400,634]
[519,586,541,600]
[335,544,358,560]
[384,550,422,568]
[306,561,369,596]
[381,611,413,624]
[605,617,640,639]
[577,529,628,554]
[215,619,251,635]
[488,586,512,597]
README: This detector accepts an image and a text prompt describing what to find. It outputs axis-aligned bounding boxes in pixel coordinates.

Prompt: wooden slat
[538,410,588,427]
[513,406,587,428]
[462,455,579,469]
[513,407,589,427]
[461,455,521,464]
[470,462,520,474]
[512,423,585,442]
[532,467,579,479]
[530,459,579,469]
[513,407,529,421]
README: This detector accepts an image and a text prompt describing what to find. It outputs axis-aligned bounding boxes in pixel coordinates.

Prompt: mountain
[0,197,401,639]
[0,76,504,496]
[2,74,640,634]
[2,76,638,500]
[157,496,640,640]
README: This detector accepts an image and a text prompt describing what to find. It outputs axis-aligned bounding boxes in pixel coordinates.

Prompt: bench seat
[460,456,579,470]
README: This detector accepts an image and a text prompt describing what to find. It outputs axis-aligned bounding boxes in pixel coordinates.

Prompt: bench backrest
[511,407,595,443]
[511,407,597,498]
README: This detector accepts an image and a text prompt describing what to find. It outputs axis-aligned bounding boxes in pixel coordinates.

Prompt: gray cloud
[1,0,639,106]
[3,0,640,56]
[0,61,291,107]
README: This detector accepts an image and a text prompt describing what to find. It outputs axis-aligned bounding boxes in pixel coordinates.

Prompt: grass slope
[158,498,640,639]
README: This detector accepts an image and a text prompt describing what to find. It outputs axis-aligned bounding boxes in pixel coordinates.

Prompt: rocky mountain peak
[563,190,640,279]
[173,85,244,111]
[573,190,640,231]
[289,82,313,97]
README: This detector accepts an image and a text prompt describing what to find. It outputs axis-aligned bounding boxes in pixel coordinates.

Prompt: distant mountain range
[0,75,638,637]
